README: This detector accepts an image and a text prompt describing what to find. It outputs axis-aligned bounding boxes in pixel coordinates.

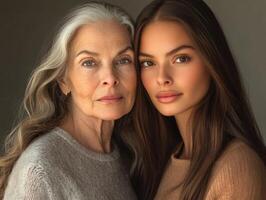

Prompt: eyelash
[140,60,155,68]
[174,55,191,63]
[81,59,97,68]
[80,57,132,68]
[140,55,192,68]
[115,56,133,66]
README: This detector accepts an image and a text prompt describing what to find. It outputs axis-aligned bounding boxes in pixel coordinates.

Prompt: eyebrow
[76,46,133,57]
[76,50,99,57]
[139,45,195,58]
[116,46,133,56]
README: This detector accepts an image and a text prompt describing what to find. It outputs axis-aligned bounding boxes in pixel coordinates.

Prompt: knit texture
[3,127,137,200]
[154,139,266,200]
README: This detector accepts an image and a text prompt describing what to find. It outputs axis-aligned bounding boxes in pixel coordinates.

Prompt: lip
[156,91,183,103]
[97,95,123,103]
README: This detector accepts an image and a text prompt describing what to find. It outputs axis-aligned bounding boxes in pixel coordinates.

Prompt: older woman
[0,2,137,200]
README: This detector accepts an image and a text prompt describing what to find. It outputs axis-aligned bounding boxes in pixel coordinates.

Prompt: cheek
[69,70,96,98]
[127,69,137,90]
[120,67,137,92]
[182,65,210,98]
[141,70,154,93]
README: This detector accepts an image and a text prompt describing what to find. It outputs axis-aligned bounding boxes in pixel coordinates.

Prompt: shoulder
[3,128,65,199]
[7,127,68,182]
[216,139,265,173]
[206,139,266,199]
[4,156,52,199]
[16,128,65,166]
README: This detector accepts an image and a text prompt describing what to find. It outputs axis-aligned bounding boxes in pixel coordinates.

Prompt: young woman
[132,0,266,199]
[0,2,137,199]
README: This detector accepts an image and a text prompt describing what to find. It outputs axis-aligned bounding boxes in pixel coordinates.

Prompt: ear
[57,78,70,95]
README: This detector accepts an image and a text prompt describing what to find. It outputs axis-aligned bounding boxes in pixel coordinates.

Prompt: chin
[158,110,177,117]
[97,111,128,121]
[101,116,122,121]
[156,105,191,117]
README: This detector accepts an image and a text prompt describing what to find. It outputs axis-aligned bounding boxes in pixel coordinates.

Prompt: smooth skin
[139,20,210,159]
[59,20,136,153]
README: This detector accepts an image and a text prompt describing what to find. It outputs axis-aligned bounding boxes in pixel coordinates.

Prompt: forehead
[140,20,193,53]
[69,20,131,54]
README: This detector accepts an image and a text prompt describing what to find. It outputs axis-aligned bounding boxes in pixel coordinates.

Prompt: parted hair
[132,0,266,199]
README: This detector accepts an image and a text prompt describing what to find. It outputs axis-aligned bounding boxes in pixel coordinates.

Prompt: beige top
[155,140,266,200]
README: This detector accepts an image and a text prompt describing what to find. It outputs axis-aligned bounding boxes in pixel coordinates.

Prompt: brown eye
[175,55,191,63]
[140,60,154,68]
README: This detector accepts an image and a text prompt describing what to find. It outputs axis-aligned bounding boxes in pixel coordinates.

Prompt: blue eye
[116,56,133,66]
[140,60,154,68]
[81,59,97,67]
[116,57,132,66]
[175,55,191,63]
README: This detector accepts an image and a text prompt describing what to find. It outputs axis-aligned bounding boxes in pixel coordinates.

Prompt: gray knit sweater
[3,127,137,200]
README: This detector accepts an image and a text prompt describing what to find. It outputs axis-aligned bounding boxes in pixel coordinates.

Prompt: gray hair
[25,1,134,116]
[0,2,134,198]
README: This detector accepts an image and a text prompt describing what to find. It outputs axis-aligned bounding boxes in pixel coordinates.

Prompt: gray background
[0,0,265,150]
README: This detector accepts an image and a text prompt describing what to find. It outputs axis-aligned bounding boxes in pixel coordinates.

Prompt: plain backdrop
[0,0,265,150]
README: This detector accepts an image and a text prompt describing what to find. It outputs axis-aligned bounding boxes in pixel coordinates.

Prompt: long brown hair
[132,0,266,199]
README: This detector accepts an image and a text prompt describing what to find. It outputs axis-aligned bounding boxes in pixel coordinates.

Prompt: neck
[60,108,114,153]
[175,109,193,159]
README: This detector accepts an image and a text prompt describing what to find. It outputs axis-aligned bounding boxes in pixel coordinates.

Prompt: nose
[101,67,119,86]
[156,65,173,86]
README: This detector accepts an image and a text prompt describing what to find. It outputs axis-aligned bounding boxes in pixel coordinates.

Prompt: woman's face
[61,20,136,120]
[139,20,210,117]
